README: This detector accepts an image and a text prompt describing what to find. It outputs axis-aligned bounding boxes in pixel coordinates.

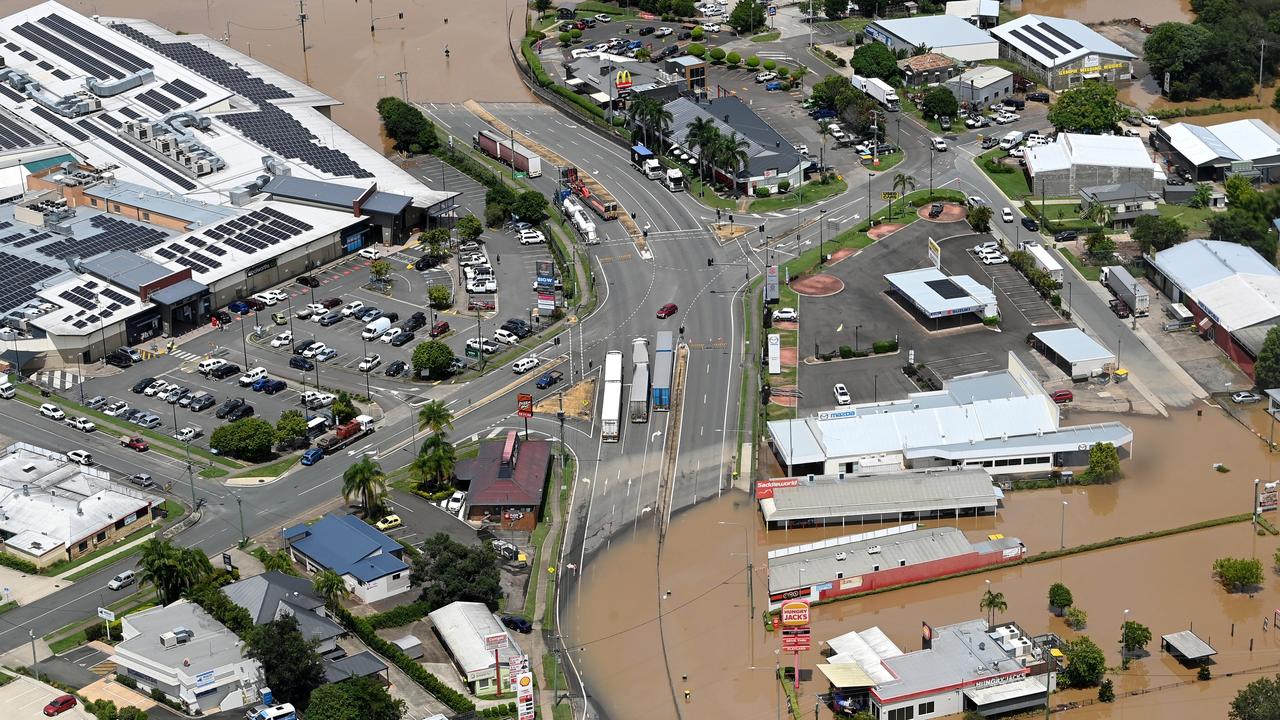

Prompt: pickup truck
[120,435,150,452]
[174,425,203,442]
[535,370,564,389]
[65,417,96,432]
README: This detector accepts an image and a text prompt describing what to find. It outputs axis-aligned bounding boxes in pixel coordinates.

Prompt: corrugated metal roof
[873,15,995,48]
[885,267,995,317]
[991,14,1134,67]
[428,601,523,676]
[760,469,999,524]
[1163,123,1239,166]
[1152,239,1280,331]
[767,526,986,593]
[816,663,877,688]
[282,514,407,582]
[827,626,903,685]
[1031,328,1115,364]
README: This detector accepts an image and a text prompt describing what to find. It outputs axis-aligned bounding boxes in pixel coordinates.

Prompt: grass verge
[750,31,780,42]
[863,150,904,172]
[230,454,299,479]
[542,459,572,631]
[1059,247,1101,281]
[200,466,229,478]
[1157,203,1216,233]
[977,148,1033,200]
[748,177,848,213]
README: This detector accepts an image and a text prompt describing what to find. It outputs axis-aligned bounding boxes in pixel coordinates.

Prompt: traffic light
[398,11,404,18]
[554,336,561,345]
[707,258,714,266]
[758,224,765,234]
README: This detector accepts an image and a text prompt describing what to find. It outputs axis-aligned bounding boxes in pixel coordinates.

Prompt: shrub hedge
[367,600,435,630]
[334,606,475,713]
[0,553,37,574]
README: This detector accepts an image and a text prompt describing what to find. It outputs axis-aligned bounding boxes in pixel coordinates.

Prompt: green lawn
[1157,203,1216,233]
[570,1,638,17]
[834,17,870,32]
[863,150,904,172]
[750,31,780,42]
[977,149,1033,200]
[200,466,229,478]
[1059,248,1102,281]
[231,454,299,479]
[748,178,848,213]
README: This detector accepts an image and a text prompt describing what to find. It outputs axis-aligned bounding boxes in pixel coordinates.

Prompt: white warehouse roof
[991,14,1134,68]
[1026,133,1157,174]
[1152,239,1280,332]
[1163,119,1280,167]
[945,0,1000,19]
[872,15,995,49]
[1031,328,1115,364]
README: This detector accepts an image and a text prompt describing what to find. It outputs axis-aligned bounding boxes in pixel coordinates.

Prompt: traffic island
[917,202,967,222]
[789,273,845,297]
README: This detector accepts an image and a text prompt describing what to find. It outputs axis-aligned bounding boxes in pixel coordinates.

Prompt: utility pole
[297,0,308,54]
[395,71,408,101]
[558,392,566,475]
[235,493,246,545]
[1261,39,1268,103]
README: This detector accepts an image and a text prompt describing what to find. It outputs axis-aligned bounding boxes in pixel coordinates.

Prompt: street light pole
[819,209,826,265]
[719,521,753,619]
[1060,500,1067,549]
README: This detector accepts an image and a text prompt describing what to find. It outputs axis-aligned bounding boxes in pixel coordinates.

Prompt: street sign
[927,236,941,269]
[781,626,811,651]
[768,5,777,14]
[881,191,899,201]
[517,393,534,419]
[781,600,811,626]
[222,552,234,572]
[1163,71,1171,94]
[97,607,116,622]
[516,672,536,720]
[514,172,527,179]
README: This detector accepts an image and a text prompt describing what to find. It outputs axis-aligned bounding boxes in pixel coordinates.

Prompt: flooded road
[16,0,532,145]
[1015,0,1192,24]
[567,407,1280,720]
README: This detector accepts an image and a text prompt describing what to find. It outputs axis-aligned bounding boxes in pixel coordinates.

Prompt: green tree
[709,47,726,63]
[691,26,705,40]
[1209,209,1276,260]
[413,434,457,493]
[763,58,777,71]
[746,55,761,69]
[410,533,502,609]
[306,676,406,720]
[1047,82,1126,134]
[412,340,455,378]
[1226,174,1260,209]
[138,539,213,605]
[1064,606,1088,630]
[333,390,358,423]
[1231,674,1280,720]
[557,31,571,45]
[210,417,275,461]
[1121,620,1153,655]
[1098,679,1116,703]
[275,410,309,448]
[1085,230,1117,260]
[1081,442,1122,484]
[417,399,455,437]
[569,28,583,39]
[1189,183,1213,208]
[1048,582,1073,611]
[512,191,549,224]
[1144,23,1214,100]
[979,588,1007,627]
[534,0,552,15]
[312,569,350,613]
[245,614,326,710]
[369,259,392,282]
[687,42,706,58]
[342,456,387,518]
[673,0,697,15]
[456,215,483,243]
[186,581,254,635]
[427,284,452,309]
[1132,214,1186,254]
[891,172,916,217]
[1062,636,1107,687]
[686,116,718,188]
[727,0,765,33]
[823,0,846,18]
[921,86,958,120]
[851,42,898,81]
[252,547,297,575]
[726,51,741,67]
[967,205,993,232]
[1214,556,1264,592]
[375,97,439,154]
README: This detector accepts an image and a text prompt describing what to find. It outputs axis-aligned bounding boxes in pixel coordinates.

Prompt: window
[918,702,935,716]
[78,541,88,551]
[89,198,98,207]
[112,204,121,212]
[96,530,107,542]
[888,707,914,720]
[392,573,402,580]
[142,212,150,220]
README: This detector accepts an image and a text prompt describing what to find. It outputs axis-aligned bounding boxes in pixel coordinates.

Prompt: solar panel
[0,84,25,104]
[1020,24,1070,56]
[37,14,151,73]
[101,287,134,306]
[38,215,168,259]
[1007,28,1055,61]
[925,279,967,300]
[31,105,89,141]
[136,89,179,113]
[190,250,221,269]
[83,280,97,289]
[118,106,140,119]
[219,104,372,178]
[98,113,122,129]
[3,43,18,52]
[1037,22,1083,50]
[50,69,69,81]
[174,255,209,274]
[58,286,96,310]
[205,244,227,257]
[154,246,176,259]
[12,22,122,79]
[17,51,35,62]
[110,23,293,102]
[169,78,206,101]
[76,119,197,190]
[36,61,52,71]
[12,231,51,248]
[0,113,44,149]
[0,251,61,313]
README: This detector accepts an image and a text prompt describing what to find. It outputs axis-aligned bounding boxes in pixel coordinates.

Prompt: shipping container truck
[651,330,674,412]
[851,74,899,111]
[315,414,374,452]
[630,144,663,180]
[1023,243,1064,287]
[602,350,623,442]
[631,338,650,423]
[1101,265,1150,316]
[473,130,543,177]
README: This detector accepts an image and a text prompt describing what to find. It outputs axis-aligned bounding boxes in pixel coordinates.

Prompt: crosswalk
[32,369,80,390]
[170,350,201,361]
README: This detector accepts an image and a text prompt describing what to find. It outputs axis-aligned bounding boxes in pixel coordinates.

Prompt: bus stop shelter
[1161,631,1216,666]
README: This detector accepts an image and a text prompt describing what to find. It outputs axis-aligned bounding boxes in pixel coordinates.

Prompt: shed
[393,635,424,660]
[1161,631,1217,666]
[1030,328,1115,380]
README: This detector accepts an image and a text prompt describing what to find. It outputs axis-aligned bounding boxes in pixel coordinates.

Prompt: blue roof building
[283,514,411,603]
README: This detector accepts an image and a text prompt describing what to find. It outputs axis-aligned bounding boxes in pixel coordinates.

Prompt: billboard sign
[755,477,799,499]
[927,236,940,269]
[508,655,529,691]
[538,292,556,313]
[517,393,534,419]
[1260,481,1278,513]
[767,333,781,375]
[97,607,116,622]
[484,632,509,651]
[195,670,215,688]
[516,672,536,720]
[781,626,811,651]
[765,265,779,303]
[780,600,811,627]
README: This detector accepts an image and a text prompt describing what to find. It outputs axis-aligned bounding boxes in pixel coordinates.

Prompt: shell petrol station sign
[780,600,811,652]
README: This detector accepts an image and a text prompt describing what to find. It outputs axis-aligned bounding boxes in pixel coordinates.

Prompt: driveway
[0,674,94,720]
[385,489,481,549]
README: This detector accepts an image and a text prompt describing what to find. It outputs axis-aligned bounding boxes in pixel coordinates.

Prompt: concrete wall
[1030,164,1157,197]
[945,75,1013,106]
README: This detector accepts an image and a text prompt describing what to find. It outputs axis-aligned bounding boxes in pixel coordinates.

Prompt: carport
[884,267,998,329]
[962,677,1049,716]
[1161,631,1216,667]
[1029,328,1115,380]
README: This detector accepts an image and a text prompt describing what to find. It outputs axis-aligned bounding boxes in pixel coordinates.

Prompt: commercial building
[282,514,411,603]
[1146,239,1280,380]
[454,430,553,534]
[945,0,1000,28]
[821,620,1058,719]
[991,14,1135,91]
[898,54,963,88]
[0,2,456,369]
[766,524,1025,609]
[766,353,1133,477]
[428,601,527,695]
[564,55,681,106]
[1025,133,1164,196]
[222,571,345,654]
[884,267,999,324]
[945,66,1014,107]
[664,95,805,196]
[865,16,999,62]
[1153,119,1280,183]
[1078,183,1158,228]
[110,601,263,713]
[1029,328,1116,380]
[756,467,1002,530]
[0,442,157,567]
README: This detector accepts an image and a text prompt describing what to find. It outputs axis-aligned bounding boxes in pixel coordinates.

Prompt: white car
[833,383,851,406]
[973,241,1000,254]
[700,23,720,31]
[67,450,93,466]
[995,112,1020,124]
[303,342,328,359]
[144,380,171,397]
[358,354,382,372]
[518,230,545,245]
[512,356,540,374]
[1008,146,1025,158]
[341,300,365,317]
[459,253,488,267]
[103,401,129,417]
[468,279,498,294]
[755,71,777,83]
[306,302,326,317]
[381,327,404,344]
[595,12,612,22]
[931,137,947,152]
[265,289,290,303]
[1001,208,1014,223]
[655,26,672,36]
[1232,391,1264,404]
[357,247,381,260]
[446,491,466,514]
[65,417,96,433]
[252,292,279,306]
[793,143,809,156]
[772,307,798,322]
[981,253,1009,265]
[1142,115,1160,127]
[965,115,990,128]
[270,332,293,348]
[39,403,64,420]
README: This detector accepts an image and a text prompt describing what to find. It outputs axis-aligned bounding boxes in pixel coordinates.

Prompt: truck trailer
[602,350,624,442]
[651,330,673,412]
[1023,243,1064,287]
[473,130,543,177]
[630,144,663,180]
[851,74,900,111]
[630,338,650,423]
[315,415,375,452]
[1101,265,1150,317]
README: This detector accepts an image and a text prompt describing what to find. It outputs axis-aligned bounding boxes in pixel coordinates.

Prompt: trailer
[1023,243,1063,287]
[851,74,899,111]
[564,167,618,221]
[473,130,544,177]
[630,338,650,423]
[1101,265,1150,317]
[315,415,375,452]
[651,330,674,412]
[630,144,663,180]
[601,350,624,442]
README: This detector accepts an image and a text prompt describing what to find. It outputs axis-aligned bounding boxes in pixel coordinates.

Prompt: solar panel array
[221,105,372,178]
[38,215,168,260]
[11,22,122,79]
[0,84,24,104]
[135,88,181,113]
[161,79,205,103]
[0,113,44,149]
[1007,21,1085,63]
[30,105,88,141]
[54,281,137,329]
[0,252,60,314]
[110,23,292,103]
[36,14,151,73]
[164,206,314,275]
[76,119,197,190]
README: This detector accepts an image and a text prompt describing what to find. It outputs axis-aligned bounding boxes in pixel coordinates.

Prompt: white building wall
[348,569,412,603]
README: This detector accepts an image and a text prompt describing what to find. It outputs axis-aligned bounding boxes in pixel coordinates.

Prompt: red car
[44,695,76,716]
[1050,390,1074,404]
[429,320,450,338]
[656,302,679,319]
[120,435,150,452]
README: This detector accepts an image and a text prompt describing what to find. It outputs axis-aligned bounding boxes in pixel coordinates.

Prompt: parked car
[1142,114,1160,127]
[404,312,428,333]
[44,696,77,716]
[772,308,798,322]
[131,376,157,394]
[1020,217,1039,232]
[85,395,108,410]
[105,351,132,368]
[314,347,337,362]
[39,403,64,420]
[210,363,241,380]
[189,393,216,412]
[390,331,415,347]
[466,338,500,354]
[216,397,246,419]
[833,383,851,406]
[262,379,287,395]
[502,615,533,633]
[292,339,317,355]
[227,404,255,421]
[1053,230,1079,243]
[1232,391,1264,404]
[446,490,466,513]
[270,332,293,348]
[755,71,777,83]
[374,514,402,531]
[928,203,943,218]
[1051,389,1074,404]
[430,320,451,338]
[359,354,382,372]
[1026,91,1050,102]
[341,300,365,317]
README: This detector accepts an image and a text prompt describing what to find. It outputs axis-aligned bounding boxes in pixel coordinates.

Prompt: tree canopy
[410,533,502,610]
[245,614,326,711]
[512,191,549,225]
[275,410,309,448]
[921,86,958,120]
[1062,636,1107,687]
[456,215,483,243]
[1256,326,1280,391]
[1214,556,1264,592]
[139,539,212,605]
[375,97,440,154]
[306,676,405,720]
[1121,620,1153,653]
[412,340,455,378]
[1047,82,1126,134]
[1082,442,1122,484]
[823,0,846,19]
[210,417,275,461]
[851,43,898,81]
[728,0,766,34]
[1143,11,1269,101]
[1048,582,1074,610]
[1131,214,1187,254]
[1231,674,1280,720]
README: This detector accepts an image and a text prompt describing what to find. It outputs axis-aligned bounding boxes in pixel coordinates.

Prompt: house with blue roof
[282,514,411,603]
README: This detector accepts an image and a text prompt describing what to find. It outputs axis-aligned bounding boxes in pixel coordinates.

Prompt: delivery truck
[630,338,650,423]
[662,168,685,192]
[1023,242,1064,287]
[1101,265,1150,317]
[651,330,673,412]
[602,351,623,442]
[473,130,543,177]
[630,144,663,180]
[315,415,375,452]
[851,74,899,111]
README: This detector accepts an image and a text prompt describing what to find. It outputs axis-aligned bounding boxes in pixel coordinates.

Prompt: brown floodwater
[14,0,532,146]
[1014,0,1191,25]
[566,407,1280,720]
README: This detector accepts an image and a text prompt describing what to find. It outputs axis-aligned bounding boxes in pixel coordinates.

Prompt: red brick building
[456,431,552,533]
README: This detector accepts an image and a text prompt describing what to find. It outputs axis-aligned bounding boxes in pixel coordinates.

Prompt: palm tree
[979,588,1008,628]
[416,434,457,493]
[176,547,213,593]
[138,537,178,604]
[891,172,917,218]
[312,569,350,613]
[342,456,387,518]
[649,102,673,152]
[714,132,750,198]
[685,118,717,189]
[252,547,297,575]
[416,400,454,438]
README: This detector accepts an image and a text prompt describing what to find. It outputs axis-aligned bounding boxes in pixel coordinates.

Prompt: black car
[390,331,416,347]
[677,30,692,39]
[215,397,245,419]
[227,404,255,421]
[210,363,241,380]
[1004,99,1026,110]
[638,25,655,35]
[290,355,315,371]
[294,339,317,356]
[262,379,287,395]
[403,312,427,333]
[131,377,157,394]
[928,203,944,218]
[213,310,233,325]
[1053,230,1078,243]
[1026,91,1050,103]
[383,311,400,323]
[414,255,441,271]
[106,351,132,369]
[189,394,216,412]
[501,615,533,634]
[1021,217,1040,232]
[297,275,320,288]
[385,360,407,377]
[502,319,533,338]
[939,116,952,131]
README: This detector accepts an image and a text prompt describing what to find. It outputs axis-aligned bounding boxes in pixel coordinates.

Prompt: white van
[238,366,268,386]
[493,328,520,345]
[999,130,1024,150]
[362,317,392,340]
[0,381,14,399]
[108,569,136,590]
[198,358,227,375]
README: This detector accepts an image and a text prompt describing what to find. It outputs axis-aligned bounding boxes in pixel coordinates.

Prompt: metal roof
[282,513,407,582]
[113,601,248,672]
[872,15,995,49]
[665,95,803,179]
[1165,119,1280,167]
[877,620,1035,701]
[907,421,1133,460]
[80,248,177,289]
[950,65,1012,88]
[1151,239,1280,332]
[428,601,524,676]
[263,176,412,215]
[1161,630,1216,660]
[963,677,1048,705]
[767,525,987,593]
[85,180,238,228]
[1031,328,1115,364]
[815,663,877,689]
[884,267,996,318]
[991,14,1134,68]
[945,0,1000,19]
[827,626,903,685]
[324,651,387,683]
[148,277,207,305]
[759,469,1000,525]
